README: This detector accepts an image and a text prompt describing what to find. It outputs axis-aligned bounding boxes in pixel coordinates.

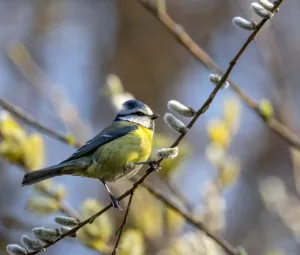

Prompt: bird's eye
[136,112,144,116]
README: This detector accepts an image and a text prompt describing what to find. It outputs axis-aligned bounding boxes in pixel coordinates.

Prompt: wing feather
[61,123,138,163]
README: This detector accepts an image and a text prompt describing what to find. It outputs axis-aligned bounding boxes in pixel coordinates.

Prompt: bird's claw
[148,161,161,172]
[110,195,123,210]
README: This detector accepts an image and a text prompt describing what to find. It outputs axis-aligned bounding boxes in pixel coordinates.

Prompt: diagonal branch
[141,181,234,252]
[134,0,300,148]
[0,98,82,148]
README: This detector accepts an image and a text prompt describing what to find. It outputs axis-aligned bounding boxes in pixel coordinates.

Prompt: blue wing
[61,123,138,163]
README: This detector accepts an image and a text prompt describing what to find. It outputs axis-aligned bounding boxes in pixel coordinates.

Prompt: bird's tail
[22,163,77,186]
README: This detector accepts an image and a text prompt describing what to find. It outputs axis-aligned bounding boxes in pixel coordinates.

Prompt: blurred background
[1,0,300,254]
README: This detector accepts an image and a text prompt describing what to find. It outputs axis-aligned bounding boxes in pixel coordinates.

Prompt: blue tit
[22,100,159,209]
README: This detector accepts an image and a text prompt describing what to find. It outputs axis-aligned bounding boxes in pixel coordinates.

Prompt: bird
[22,100,159,210]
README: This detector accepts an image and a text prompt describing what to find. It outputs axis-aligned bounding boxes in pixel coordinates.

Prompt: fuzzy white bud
[251,2,273,19]
[259,0,275,11]
[209,74,230,89]
[167,100,196,118]
[164,113,188,134]
[6,244,27,255]
[21,235,44,252]
[55,216,79,227]
[59,227,77,238]
[32,227,60,242]
[157,147,179,159]
[232,17,256,31]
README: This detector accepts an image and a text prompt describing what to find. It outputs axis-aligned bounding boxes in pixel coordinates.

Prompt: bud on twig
[209,74,230,89]
[251,2,273,19]
[21,235,44,252]
[32,227,60,242]
[6,244,27,255]
[259,0,275,11]
[164,113,188,134]
[232,17,256,31]
[157,147,179,159]
[59,227,77,238]
[167,100,196,118]
[55,216,79,227]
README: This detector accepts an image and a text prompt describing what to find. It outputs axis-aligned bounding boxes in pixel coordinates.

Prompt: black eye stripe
[136,111,145,116]
[117,111,147,117]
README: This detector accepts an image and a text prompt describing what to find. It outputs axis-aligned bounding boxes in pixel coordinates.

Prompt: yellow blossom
[259,99,273,120]
[166,207,185,233]
[27,196,60,215]
[65,134,76,146]
[223,97,241,135]
[23,133,44,170]
[78,199,113,243]
[130,188,163,240]
[207,119,230,148]
[119,229,145,255]
[0,111,26,140]
[217,157,240,188]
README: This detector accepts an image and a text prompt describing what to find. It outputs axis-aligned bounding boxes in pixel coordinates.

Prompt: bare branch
[0,99,82,148]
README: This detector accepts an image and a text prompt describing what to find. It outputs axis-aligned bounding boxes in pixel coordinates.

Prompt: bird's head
[115,100,159,130]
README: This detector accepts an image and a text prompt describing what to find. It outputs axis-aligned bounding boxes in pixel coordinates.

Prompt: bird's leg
[134,161,161,172]
[101,180,123,210]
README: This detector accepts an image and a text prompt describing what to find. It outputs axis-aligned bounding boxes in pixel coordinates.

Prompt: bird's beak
[151,114,160,120]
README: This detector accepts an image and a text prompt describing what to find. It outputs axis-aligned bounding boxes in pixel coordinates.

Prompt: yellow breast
[87,124,154,182]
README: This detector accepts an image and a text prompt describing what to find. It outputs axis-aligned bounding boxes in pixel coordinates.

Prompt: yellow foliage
[223,97,241,135]
[0,112,26,139]
[27,196,60,215]
[217,157,240,188]
[166,207,185,234]
[65,134,76,146]
[207,119,230,148]
[130,188,163,240]
[0,113,45,171]
[259,99,273,120]
[0,137,24,165]
[79,238,112,254]
[119,229,145,255]
[78,199,113,243]
[23,133,44,170]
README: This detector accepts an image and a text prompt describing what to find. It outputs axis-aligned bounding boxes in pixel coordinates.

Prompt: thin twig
[135,0,300,148]
[111,191,135,255]
[141,181,236,253]
[0,98,82,148]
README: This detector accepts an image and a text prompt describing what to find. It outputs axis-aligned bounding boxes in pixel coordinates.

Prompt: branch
[0,98,82,148]
[134,0,300,148]
[111,191,135,255]
[141,181,235,253]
